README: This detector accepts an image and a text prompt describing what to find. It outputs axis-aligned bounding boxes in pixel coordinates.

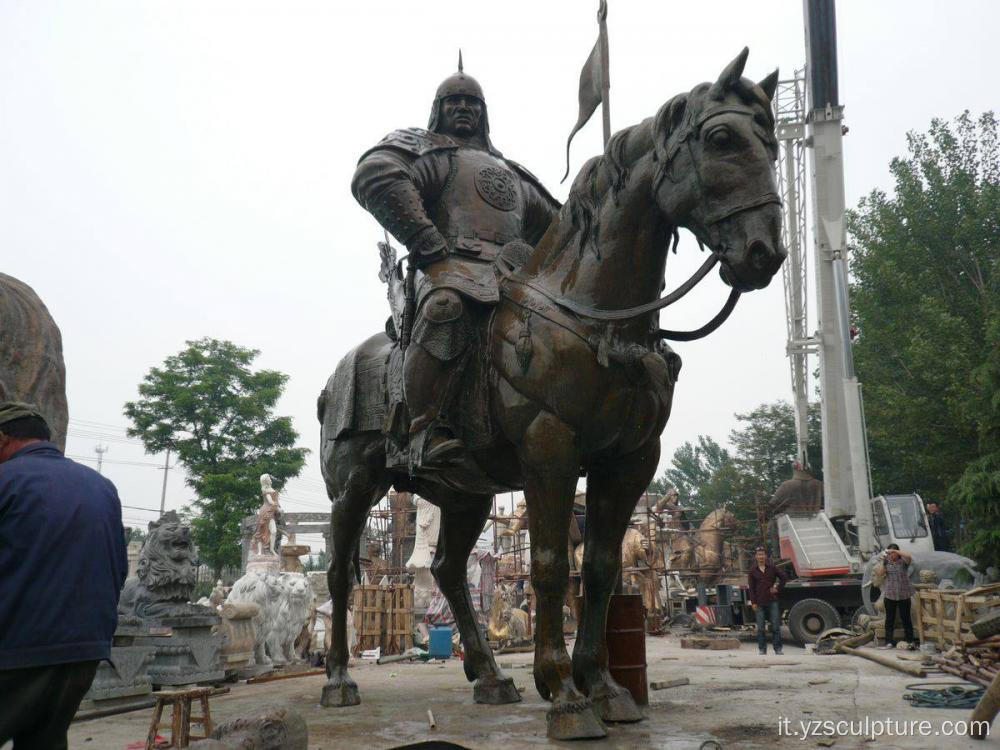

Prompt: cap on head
[887,543,900,551]
[0,401,47,428]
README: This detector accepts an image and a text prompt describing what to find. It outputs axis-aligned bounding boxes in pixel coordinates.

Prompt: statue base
[138,614,224,687]
[246,552,281,576]
[82,616,156,705]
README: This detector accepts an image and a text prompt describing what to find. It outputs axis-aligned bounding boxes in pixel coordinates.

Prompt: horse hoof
[546,699,606,740]
[474,674,522,705]
[593,688,643,723]
[320,679,360,707]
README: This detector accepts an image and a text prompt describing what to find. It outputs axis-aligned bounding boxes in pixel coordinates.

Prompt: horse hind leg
[429,491,520,705]
[320,432,390,708]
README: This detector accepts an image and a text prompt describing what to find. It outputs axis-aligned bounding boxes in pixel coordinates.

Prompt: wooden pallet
[384,584,414,656]
[916,583,1000,647]
[352,584,414,656]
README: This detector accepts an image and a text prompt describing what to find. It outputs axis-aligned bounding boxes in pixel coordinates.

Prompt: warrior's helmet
[428,51,493,145]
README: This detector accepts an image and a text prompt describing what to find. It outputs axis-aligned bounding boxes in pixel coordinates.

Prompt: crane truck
[762,0,977,644]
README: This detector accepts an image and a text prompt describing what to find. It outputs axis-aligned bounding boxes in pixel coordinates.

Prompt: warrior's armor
[352,60,560,465]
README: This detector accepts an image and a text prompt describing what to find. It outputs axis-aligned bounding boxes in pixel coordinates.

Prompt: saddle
[320,241,530,473]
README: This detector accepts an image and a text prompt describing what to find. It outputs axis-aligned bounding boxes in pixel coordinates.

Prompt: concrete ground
[69,632,997,750]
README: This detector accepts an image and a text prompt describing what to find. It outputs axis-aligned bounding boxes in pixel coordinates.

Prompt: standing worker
[926,501,952,551]
[878,543,917,650]
[0,402,128,749]
[748,546,786,655]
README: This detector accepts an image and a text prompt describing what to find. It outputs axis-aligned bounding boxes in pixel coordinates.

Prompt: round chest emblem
[474,166,518,211]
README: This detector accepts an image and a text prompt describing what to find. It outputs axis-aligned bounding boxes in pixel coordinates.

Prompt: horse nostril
[748,240,771,271]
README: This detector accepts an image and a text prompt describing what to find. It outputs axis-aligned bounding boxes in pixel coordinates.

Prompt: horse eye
[707,127,732,148]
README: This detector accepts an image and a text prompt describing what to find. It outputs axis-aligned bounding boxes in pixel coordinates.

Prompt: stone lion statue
[119,511,209,620]
[226,571,313,666]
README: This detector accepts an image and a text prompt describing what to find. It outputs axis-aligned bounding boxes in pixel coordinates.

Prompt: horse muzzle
[720,238,786,291]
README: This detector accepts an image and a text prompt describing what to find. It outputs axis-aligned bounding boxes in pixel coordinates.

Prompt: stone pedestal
[280,544,310,573]
[216,601,260,678]
[246,552,281,576]
[139,615,224,686]
[82,619,156,706]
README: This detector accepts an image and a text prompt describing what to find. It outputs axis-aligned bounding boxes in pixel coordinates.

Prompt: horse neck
[525,136,672,322]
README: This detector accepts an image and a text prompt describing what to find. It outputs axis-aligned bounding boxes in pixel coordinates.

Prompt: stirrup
[424,435,465,465]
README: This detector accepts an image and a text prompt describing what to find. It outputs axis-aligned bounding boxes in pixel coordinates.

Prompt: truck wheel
[789,598,841,645]
[972,611,1000,640]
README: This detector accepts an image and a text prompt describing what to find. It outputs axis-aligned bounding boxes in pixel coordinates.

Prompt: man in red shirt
[748,546,787,655]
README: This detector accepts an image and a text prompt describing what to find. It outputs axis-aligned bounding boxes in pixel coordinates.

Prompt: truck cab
[871,493,934,554]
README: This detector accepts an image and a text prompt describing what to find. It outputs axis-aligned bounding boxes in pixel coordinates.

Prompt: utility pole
[94,443,108,474]
[803,0,874,554]
[158,449,171,516]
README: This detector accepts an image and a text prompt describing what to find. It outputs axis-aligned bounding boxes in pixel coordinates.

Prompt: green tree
[124,338,308,574]
[649,436,731,517]
[950,317,1000,568]
[848,111,999,505]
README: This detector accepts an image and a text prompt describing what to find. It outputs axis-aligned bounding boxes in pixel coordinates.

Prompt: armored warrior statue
[351,54,560,467]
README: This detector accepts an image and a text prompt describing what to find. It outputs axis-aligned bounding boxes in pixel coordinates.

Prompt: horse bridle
[539,103,781,341]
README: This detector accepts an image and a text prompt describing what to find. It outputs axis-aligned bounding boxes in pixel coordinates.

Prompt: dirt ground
[68,633,997,749]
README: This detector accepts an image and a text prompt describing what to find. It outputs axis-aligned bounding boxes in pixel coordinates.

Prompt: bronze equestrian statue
[319,48,785,740]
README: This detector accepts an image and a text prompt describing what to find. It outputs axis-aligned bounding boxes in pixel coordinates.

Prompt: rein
[503,253,741,344]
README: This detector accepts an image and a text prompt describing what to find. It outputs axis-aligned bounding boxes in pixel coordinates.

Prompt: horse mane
[555,77,776,262]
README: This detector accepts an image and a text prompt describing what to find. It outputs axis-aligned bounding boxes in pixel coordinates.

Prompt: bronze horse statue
[319,49,784,740]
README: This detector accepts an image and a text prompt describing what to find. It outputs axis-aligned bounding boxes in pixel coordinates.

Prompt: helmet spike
[458,49,463,73]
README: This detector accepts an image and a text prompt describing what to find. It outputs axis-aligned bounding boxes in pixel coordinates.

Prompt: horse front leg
[429,492,520,705]
[572,439,660,723]
[321,436,389,708]
[521,411,606,740]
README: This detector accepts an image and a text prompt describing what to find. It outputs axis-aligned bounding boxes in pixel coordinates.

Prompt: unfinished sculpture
[573,526,662,616]
[189,706,308,750]
[0,273,69,449]
[487,581,530,649]
[318,50,784,739]
[405,495,441,611]
[118,512,224,685]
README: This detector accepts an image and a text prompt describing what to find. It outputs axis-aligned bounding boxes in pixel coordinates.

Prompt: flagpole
[598,0,610,147]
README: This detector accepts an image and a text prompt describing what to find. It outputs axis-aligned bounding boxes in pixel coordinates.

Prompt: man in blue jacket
[0,402,127,749]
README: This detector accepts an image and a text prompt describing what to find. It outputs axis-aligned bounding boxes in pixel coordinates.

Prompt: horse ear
[709,46,750,100]
[758,68,779,101]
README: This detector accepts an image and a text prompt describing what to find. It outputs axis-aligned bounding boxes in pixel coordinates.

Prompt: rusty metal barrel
[606,593,648,705]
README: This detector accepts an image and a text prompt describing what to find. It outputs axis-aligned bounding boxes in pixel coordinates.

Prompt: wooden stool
[146,687,214,749]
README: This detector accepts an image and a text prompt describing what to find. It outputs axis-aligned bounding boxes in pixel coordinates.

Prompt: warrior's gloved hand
[407,226,448,268]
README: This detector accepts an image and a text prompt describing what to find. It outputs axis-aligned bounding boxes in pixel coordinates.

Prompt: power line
[69,418,131,431]
[68,454,167,468]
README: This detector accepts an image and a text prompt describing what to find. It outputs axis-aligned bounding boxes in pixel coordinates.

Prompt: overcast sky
[2,1,995,543]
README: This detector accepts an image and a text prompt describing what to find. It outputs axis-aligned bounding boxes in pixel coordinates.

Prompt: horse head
[652,48,785,292]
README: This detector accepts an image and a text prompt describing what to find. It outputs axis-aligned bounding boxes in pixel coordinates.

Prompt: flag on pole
[563,0,610,182]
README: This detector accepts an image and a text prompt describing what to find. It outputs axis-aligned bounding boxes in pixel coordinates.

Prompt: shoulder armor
[507,159,561,209]
[360,128,458,162]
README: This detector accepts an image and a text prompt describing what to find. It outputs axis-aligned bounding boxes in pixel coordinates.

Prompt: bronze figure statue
[319,48,785,740]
